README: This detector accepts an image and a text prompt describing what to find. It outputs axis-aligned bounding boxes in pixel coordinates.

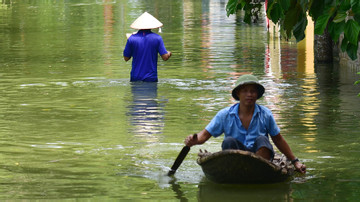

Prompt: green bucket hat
[232,74,265,100]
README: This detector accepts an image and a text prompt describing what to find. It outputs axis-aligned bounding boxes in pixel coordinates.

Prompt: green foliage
[314,14,332,35]
[226,0,360,60]
[226,0,262,24]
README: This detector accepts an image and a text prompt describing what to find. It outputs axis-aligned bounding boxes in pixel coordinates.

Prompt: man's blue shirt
[205,103,280,148]
[123,30,168,82]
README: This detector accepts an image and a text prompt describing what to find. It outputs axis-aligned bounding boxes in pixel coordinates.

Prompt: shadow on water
[168,177,189,202]
[168,176,293,202]
[198,179,293,202]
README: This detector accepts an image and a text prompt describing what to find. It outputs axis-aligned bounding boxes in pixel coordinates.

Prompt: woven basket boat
[197,149,295,184]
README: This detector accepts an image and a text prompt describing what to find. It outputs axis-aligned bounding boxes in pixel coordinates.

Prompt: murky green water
[1,0,360,200]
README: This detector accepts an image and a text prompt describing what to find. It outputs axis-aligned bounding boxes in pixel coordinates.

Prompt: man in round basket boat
[185,74,306,174]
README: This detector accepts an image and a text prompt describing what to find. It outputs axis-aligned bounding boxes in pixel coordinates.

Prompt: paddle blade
[168,146,190,176]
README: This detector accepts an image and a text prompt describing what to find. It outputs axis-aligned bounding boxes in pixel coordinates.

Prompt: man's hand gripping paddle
[167,134,197,176]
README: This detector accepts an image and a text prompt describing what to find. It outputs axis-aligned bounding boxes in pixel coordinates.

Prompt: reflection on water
[168,176,293,202]
[127,82,165,141]
[198,178,293,202]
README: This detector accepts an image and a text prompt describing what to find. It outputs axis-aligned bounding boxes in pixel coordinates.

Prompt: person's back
[125,30,167,82]
[123,12,172,82]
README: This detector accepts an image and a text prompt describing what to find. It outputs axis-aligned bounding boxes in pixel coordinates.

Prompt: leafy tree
[226,0,360,60]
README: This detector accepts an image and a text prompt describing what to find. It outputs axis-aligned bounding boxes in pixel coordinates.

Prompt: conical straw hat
[130,12,163,30]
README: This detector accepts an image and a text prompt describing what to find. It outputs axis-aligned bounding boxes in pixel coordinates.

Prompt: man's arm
[185,129,211,147]
[271,134,306,173]
[124,56,131,61]
[161,51,172,61]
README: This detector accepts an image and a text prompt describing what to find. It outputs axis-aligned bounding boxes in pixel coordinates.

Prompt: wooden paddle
[168,134,197,176]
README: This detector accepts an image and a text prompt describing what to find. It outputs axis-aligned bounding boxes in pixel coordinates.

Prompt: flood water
[1,0,360,200]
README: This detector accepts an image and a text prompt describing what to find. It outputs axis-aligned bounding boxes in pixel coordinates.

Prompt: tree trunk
[314,30,333,63]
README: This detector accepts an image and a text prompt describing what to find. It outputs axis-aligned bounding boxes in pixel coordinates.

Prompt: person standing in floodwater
[123,12,172,82]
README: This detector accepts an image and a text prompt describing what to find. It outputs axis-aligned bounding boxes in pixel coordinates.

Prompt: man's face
[237,84,258,106]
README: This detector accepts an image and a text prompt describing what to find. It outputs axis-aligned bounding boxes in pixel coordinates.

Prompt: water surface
[1,0,360,200]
